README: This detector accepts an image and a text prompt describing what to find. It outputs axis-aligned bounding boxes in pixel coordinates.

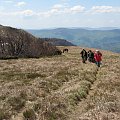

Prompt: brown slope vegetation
[0,46,119,120]
[0,25,60,58]
[68,48,120,120]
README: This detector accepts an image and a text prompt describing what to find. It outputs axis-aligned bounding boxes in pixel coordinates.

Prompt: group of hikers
[80,49,102,67]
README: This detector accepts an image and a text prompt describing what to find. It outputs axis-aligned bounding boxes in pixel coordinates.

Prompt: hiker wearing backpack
[94,50,102,67]
[80,49,87,63]
[87,50,94,63]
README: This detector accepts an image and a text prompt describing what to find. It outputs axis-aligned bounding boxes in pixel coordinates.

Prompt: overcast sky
[0,0,120,29]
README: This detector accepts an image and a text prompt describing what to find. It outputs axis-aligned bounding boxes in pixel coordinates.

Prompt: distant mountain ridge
[27,28,120,53]
[41,38,75,46]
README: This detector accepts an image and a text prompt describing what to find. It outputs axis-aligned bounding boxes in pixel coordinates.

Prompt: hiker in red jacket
[94,50,102,67]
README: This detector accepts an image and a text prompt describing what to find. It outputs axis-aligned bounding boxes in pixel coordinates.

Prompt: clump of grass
[44,102,67,120]
[39,70,71,92]
[85,102,95,111]
[68,89,87,106]
[0,95,6,100]
[38,79,60,92]
[34,99,67,120]
[23,109,36,120]
[105,102,119,113]
[68,81,91,106]
[33,102,42,112]
[0,72,27,81]
[45,111,57,120]
[0,72,46,82]
[8,96,26,110]
[0,111,6,120]
[113,82,120,92]
[80,70,97,84]
[26,73,46,79]
[34,95,68,120]
[55,69,70,82]
[19,91,27,100]
[49,69,80,91]
[0,109,9,120]
[109,55,120,59]
[48,80,62,90]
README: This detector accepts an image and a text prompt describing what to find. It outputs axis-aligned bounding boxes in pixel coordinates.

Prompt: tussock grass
[0,110,9,120]
[7,96,26,110]
[0,72,46,82]
[69,50,120,120]
[23,109,36,120]
[67,81,91,106]
[0,46,120,120]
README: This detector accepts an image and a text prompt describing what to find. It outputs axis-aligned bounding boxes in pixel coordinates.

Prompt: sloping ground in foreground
[68,48,120,120]
[0,46,120,120]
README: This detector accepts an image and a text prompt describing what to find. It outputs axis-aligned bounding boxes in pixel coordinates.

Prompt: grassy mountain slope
[27,28,120,53]
[0,46,120,120]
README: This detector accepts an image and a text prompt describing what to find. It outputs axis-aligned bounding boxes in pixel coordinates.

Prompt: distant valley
[27,28,120,53]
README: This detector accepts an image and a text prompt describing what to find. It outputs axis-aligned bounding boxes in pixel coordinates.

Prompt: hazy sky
[0,0,120,29]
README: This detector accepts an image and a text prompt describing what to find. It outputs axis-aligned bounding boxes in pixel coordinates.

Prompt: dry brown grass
[0,46,120,120]
[68,47,120,120]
